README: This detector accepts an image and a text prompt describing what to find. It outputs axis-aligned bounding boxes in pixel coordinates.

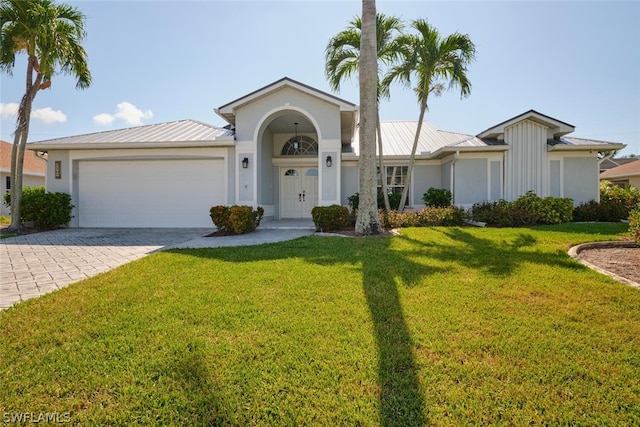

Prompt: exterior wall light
[326,155,332,168]
[242,157,249,169]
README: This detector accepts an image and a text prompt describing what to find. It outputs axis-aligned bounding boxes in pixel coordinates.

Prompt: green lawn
[1,223,639,425]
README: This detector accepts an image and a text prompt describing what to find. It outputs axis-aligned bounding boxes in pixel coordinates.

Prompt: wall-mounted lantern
[242,157,249,169]
[326,155,332,168]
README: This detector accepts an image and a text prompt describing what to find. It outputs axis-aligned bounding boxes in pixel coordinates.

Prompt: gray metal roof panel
[352,121,493,156]
[27,119,234,146]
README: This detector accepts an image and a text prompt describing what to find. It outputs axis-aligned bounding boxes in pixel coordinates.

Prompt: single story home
[1,139,47,216]
[28,77,625,228]
[600,158,640,189]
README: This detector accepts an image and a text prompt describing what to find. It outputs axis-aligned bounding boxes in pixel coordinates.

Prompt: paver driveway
[0,228,211,310]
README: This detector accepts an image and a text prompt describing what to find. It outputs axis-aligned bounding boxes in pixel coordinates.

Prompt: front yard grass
[1,223,638,425]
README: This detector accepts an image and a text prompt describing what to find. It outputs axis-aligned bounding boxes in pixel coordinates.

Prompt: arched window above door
[281,135,318,156]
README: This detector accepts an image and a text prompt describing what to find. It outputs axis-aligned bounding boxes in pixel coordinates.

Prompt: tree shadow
[169,236,433,425]
[396,227,586,278]
[163,226,594,424]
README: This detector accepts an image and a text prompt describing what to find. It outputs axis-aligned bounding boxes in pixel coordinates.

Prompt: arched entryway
[255,109,321,219]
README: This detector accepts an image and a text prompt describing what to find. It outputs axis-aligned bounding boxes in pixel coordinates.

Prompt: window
[5,176,10,190]
[377,166,409,204]
[284,169,299,176]
[281,135,318,156]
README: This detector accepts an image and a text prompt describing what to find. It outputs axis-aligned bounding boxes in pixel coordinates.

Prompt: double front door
[281,167,318,218]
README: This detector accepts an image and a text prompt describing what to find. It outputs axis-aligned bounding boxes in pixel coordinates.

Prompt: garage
[78,159,225,228]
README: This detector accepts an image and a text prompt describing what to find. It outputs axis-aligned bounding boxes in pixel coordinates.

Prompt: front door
[281,167,318,218]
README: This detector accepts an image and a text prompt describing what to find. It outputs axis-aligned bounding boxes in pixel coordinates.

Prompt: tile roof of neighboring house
[27,119,234,150]
[0,140,46,175]
[600,158,640,179]
[600,157,638,171]
[352,121,506,158]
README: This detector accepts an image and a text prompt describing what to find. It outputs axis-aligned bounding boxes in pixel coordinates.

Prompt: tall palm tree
[0,0,91,230]
[383,19,476,212]
[354,0,379,234]
[325,13,404,212]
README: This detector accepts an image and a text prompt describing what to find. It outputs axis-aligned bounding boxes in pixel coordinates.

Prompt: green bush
[629,205,640,245]
[471,192,573,227]
[209,205,264,234]
[3,186,73,229]
[348,192,402,212]
[312,205,350,231]
[381,206,464,228]
[573,181,640,222]
[422,187,452,208]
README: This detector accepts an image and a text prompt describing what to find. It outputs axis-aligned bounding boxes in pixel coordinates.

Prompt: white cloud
[1,103,67,124]
[31,107,67,124]
[0,102,19,119]
[93,113,115,126]
[93,101,153,126]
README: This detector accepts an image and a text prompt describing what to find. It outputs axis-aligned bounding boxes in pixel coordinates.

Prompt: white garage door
[78,159,225,227]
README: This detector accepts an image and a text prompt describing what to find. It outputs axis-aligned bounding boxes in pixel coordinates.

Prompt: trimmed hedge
[210,205,264,234]
[381,206,464,228]
[471,191,573,227]
[312,205,350,231]
[3,186,73,229]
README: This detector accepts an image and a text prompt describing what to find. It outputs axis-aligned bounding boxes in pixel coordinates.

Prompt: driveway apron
[0,228,211,310]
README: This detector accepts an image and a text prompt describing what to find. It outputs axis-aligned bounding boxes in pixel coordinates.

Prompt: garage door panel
[79,159,224,227]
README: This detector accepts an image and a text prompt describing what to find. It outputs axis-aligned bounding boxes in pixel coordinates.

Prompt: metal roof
[352,121,501,157]
[548,136,626,151]
[349,121,626,158]
[27,119,234,150]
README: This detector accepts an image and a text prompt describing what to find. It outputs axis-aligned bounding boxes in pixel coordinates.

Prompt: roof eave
[429,145,510,159]
[547,143,626,152]
[27,137,236,151]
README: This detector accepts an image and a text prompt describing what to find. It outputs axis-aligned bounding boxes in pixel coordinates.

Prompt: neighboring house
[600,157,638,173]
[600,158,640,189]
[0,140,47,216]
[28,77,625,228]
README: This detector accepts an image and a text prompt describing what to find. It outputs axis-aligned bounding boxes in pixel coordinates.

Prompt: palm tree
[0,0,91,230]
[325,13,404,212]
[354,0,379,234]
[383,19,476,212]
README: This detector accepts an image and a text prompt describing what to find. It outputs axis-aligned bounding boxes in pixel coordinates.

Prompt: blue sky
[1,1,639,155]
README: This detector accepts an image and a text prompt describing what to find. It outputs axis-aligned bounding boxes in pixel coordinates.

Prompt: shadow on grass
[163,224,611,424]
[170,236,432,425]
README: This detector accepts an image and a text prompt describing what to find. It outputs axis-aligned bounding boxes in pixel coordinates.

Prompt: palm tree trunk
[355,0,380,235]
[377,110,391,211]
[397,95,427,213]
[9,55,42,231]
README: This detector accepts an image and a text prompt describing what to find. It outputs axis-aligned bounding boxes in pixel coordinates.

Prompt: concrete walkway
[0,220,315,310]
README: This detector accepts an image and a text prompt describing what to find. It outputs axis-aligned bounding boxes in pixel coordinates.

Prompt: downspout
[451,150,459,206]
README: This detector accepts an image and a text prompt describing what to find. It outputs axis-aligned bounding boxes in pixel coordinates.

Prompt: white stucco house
[27,77,625,228]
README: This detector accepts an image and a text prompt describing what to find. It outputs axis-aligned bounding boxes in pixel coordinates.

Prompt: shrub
[471,192,573,227]
[422,187,452,208]
[629,205,640,245]
[3,186,73,229]
[312,205,350,231]
[470,200,517,227]
[348,192,402,211]
[573,182,640,222]
[380,206,464,228]
[209,205,264,234]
